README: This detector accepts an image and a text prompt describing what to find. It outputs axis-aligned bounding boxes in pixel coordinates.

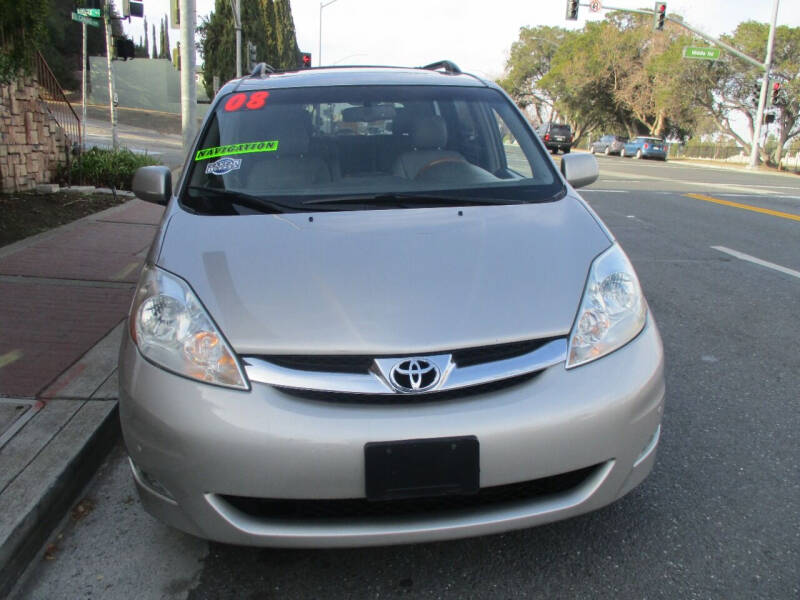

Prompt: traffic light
[301,52,312,68]
[752,81,761,104]
[654,2,666,31]
[122,0,144,18]
[771,82,781,106]
[565,0,579,21]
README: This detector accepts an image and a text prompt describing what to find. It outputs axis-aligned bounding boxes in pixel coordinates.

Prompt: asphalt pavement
[11,156,800,599]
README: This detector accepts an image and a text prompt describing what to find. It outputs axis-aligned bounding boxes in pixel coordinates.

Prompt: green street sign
[77,7,102,17]
[71,11,101,27]
[683,46,721,61]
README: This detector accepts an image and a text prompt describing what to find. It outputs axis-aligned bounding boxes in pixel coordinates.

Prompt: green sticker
[195,140,279,161]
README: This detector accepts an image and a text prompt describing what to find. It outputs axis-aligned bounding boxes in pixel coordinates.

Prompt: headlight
[129,264,249,389]
[566,244,647,368]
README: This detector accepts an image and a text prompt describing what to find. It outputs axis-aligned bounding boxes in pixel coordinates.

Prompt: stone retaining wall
[0,77,70,193]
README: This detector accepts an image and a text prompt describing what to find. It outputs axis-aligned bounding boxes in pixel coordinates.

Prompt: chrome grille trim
[242,338,567,394]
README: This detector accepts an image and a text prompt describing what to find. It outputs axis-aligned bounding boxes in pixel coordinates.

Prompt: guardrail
[34,51,81,151]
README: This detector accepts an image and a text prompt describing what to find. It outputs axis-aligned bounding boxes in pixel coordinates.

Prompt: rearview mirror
[132,166,172,205]
[560,153,598,189]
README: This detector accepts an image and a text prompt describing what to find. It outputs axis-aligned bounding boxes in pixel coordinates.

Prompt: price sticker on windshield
[224,91,270,112]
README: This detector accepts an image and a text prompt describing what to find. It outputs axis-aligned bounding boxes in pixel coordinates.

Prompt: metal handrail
[34,50,81,150]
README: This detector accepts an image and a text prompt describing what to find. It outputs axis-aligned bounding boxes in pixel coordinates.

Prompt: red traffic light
[658,3,666,12]
[773,82,781,91]
[301,53,312,68]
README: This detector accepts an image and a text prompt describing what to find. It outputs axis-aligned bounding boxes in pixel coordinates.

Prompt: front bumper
[119,319,665,547]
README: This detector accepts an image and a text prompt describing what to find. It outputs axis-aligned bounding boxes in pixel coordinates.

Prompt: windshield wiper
[187,186,297,214]
[302,193,521,207]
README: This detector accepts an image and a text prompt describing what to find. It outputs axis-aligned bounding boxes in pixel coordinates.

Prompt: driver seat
[392,116,464,179]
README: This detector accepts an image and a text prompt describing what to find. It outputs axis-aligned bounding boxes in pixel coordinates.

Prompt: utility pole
[81,23,87,151]
[103,2,118,150]
[319,0,339,66]
[230,0,242,77]
[179,0,197,153]
[748,0,780,169]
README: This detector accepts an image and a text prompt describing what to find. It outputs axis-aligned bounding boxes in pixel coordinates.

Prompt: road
[84,117,185,170]
[12,157,800,599]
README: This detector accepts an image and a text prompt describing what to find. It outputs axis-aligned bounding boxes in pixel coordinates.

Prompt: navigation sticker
[195,140,280,161]
[205,157,242,176]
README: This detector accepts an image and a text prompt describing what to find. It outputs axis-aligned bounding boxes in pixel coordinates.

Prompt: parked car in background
[591,135,627,156]
[536,123,573,154]
[621,137,667,161]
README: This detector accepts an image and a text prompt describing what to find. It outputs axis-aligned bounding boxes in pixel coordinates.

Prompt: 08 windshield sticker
[194,140,279,161]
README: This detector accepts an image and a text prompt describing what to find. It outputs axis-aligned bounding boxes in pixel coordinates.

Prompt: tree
[273,0,300,68]
[144,17,149,58]
[500,12,712,144]
[0,0,48,83]
[152,23,157,59]
[684,22,800,165]
[199,0,302,99]
[163,16,171,61]
[498,26,573,126]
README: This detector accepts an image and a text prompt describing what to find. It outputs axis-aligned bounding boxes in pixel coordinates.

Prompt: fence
[34,51,81,150]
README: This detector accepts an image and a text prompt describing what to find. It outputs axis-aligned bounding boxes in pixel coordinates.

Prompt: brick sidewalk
[0,199,163,398]
[0,198,164,593]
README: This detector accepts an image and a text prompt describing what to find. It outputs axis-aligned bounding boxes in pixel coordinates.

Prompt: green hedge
[67,147,161,190]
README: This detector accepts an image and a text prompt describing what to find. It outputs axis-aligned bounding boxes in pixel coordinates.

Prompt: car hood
[157,196,611,354]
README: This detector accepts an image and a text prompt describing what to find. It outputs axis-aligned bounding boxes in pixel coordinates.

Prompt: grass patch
[66,147,161,190]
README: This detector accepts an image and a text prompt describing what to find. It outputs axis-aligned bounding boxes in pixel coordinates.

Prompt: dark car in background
[621,137,667,161]
[591,135,627,156]
[536,123,573,154]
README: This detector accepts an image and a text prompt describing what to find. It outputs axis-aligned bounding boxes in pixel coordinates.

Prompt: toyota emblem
[389,359,440,393]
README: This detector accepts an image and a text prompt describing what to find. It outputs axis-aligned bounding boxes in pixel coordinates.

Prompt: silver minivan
[123,62,665,547]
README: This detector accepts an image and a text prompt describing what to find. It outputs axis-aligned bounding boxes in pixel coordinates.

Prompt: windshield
[183,85,563,214]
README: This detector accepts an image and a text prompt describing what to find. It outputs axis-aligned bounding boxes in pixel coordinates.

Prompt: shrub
[67,147,161,190]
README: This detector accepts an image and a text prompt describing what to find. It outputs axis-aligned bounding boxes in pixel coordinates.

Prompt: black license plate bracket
[365,436,479,501]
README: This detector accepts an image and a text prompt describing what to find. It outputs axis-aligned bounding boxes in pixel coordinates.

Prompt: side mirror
[560,153,599,189]
[132,166,172,205]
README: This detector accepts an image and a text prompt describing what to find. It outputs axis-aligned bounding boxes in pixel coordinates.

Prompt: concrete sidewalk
[0,198,164,596]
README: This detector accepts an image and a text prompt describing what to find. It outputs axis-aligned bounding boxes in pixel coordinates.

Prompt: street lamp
[319,0,340,66]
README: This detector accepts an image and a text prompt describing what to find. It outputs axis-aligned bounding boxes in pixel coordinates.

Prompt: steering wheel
[414,156,468,179]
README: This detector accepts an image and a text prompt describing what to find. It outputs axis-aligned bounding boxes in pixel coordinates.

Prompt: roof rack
[248,62,276,78]
[420,60,461,74]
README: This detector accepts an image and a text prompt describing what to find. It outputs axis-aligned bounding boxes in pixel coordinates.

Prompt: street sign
[71,12,101,27]
[589,0,602,12]
[682,46,721,61]
[76,7,101,18]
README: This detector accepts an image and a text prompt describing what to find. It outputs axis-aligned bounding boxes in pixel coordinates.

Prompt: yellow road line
[684,193,800,222]
[0,349,23,369]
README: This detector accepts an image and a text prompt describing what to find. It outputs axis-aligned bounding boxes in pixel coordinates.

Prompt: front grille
[219,464,599,521]
[264,354,373,374]
[452,337,559,367]
[275,371,540,404]
[257,337,562,375]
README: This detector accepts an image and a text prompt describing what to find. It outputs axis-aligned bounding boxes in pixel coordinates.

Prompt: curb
[0,400,120,598]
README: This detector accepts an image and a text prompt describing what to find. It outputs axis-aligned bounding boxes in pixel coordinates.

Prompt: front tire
[635,149,643,159]
[620,148,626,158]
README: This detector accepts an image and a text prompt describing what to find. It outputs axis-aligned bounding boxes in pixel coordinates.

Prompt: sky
[121,0,800,79]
